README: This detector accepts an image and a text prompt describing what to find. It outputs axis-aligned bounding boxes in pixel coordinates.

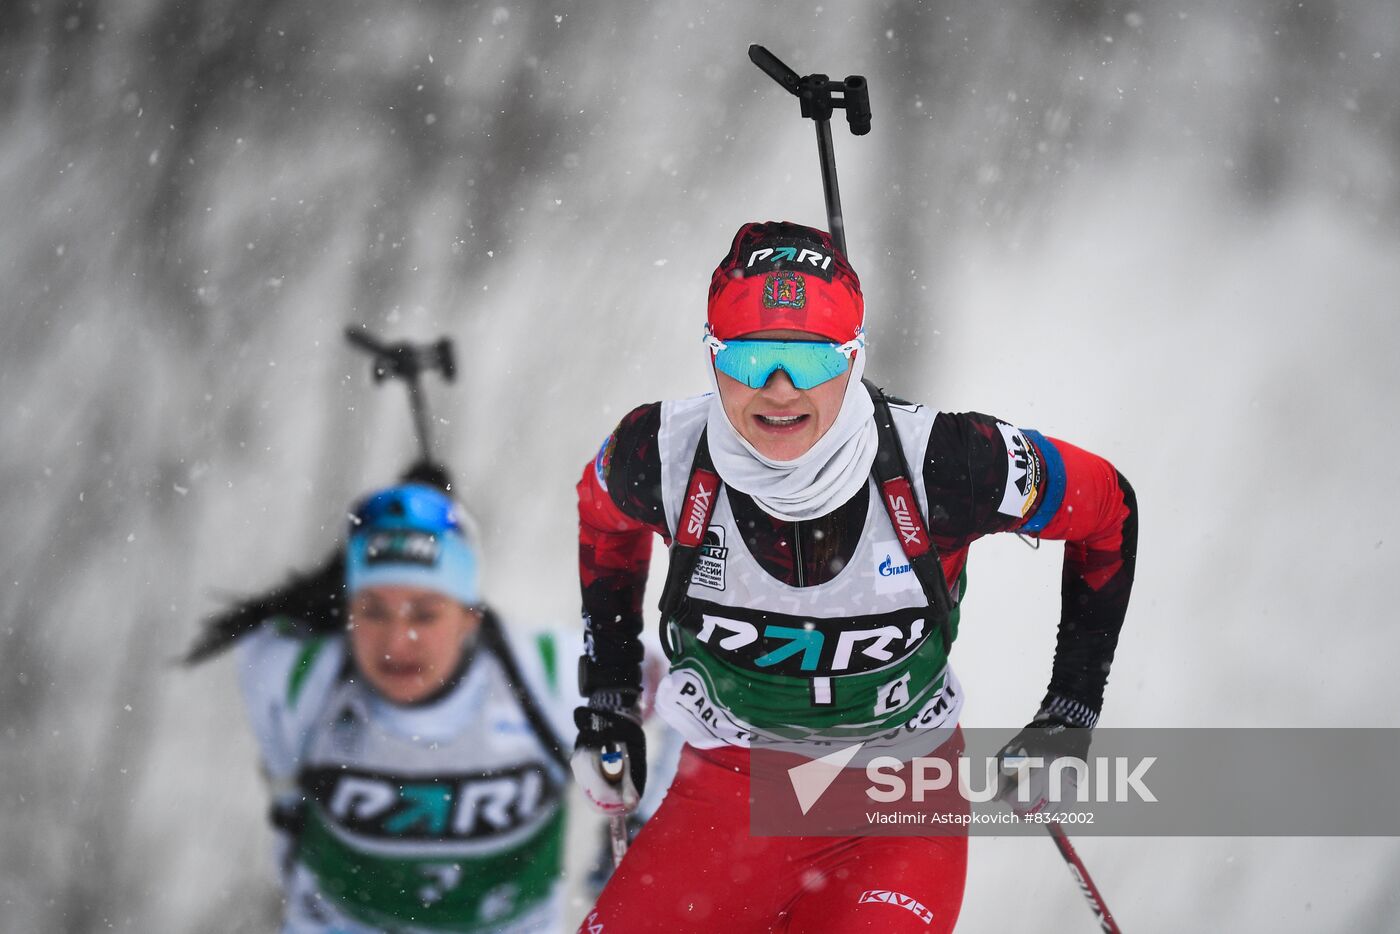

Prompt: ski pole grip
[748,44,800,94]
[599,742,626,785]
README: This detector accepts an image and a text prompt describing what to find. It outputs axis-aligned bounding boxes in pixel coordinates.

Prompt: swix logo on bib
[365,530,440,567]
[880,478,930,557]
[691,604,932,677]
[303,764,559,843]
[742,241,837,282]
[995,422,1041,518]
[678,468,720,547]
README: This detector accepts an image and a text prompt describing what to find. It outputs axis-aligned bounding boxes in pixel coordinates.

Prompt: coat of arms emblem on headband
[762,270,805,309]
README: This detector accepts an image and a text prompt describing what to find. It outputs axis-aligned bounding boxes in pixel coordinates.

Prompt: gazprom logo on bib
[878,554,912,577]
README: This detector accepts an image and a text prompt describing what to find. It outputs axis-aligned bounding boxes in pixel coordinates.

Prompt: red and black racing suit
[576,399,1137,933]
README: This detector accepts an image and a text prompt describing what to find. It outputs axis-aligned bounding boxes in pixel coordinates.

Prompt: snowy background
[3,1,1399,931]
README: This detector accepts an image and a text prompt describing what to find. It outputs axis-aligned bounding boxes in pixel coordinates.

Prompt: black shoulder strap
[657,428,720,632]
[864,380,956,654]
[479,610,570,773]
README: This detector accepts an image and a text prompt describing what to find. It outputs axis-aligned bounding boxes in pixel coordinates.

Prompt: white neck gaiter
[704,350,876,522]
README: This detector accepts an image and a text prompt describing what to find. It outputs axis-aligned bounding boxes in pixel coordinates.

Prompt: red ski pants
[578,743,967,933]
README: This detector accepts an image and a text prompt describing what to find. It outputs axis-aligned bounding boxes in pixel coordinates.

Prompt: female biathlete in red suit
[570,221,1137,933]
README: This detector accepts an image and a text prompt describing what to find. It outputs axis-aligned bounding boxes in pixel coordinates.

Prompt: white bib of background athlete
[298,652,564,857]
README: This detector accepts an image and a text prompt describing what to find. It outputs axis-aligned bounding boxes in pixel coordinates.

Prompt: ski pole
[599,742,630,868]
[345,326,457,465]
[748,44,872,258]
[1047,821,1122,933]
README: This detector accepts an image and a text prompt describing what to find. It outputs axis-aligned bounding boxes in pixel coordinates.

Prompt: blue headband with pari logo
[345,483,479,606]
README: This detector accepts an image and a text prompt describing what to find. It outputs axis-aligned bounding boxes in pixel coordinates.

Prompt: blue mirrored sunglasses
[350,484,463,535]
[707,333,863,390]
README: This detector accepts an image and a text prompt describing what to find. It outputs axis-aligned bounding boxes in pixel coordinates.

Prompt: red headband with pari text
[707,221,864,342]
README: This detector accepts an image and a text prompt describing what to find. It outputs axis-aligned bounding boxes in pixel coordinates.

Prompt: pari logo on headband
[364,529,441,568]
[743,241,837,282]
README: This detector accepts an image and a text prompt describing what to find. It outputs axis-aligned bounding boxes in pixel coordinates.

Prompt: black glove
[572,701,647,815]
[995,712,1093,818]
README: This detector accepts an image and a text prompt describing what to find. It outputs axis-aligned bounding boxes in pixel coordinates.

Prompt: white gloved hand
[572,706,646,816]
